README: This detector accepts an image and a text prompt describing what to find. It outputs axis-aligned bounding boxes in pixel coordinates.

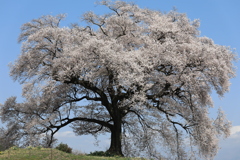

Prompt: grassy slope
[0,147,147,160]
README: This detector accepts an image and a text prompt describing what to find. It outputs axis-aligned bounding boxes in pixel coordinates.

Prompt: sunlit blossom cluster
[0,1,236,159]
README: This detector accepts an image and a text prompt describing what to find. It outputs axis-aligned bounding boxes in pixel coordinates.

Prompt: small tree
[55,143,72,153]
[0,0,236,159]
[40,133,58,148]
[0,126,19,151]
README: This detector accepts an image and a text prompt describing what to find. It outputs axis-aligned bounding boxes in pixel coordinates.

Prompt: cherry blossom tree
[0,1,236,159]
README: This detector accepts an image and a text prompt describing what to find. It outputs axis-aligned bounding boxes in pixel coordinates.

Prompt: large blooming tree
[0,1,236,159]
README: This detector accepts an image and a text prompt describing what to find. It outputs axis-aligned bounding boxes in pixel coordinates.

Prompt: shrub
[55,143,72,153]
[88,150,115,157]
[11,146,19,150]
[36,146,42,150]
[26,146,33,150]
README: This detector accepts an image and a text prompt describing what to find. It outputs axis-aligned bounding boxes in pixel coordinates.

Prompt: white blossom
[0,1,236,159]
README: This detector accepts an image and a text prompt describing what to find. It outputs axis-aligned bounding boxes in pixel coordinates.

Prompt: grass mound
[0,146,147,160]
[0,146,77,160]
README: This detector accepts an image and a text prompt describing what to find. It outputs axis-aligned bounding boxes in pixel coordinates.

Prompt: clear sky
[0,0,240,159]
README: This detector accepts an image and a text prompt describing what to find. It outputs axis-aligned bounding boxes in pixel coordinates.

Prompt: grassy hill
[0,146,147,160]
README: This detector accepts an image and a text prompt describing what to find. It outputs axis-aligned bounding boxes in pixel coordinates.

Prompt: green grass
[0,147,147,160]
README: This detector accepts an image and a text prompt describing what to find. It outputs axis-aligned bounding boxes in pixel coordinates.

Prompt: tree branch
[48,117,113,131]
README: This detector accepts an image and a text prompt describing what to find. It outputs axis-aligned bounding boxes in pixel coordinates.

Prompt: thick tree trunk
[107,119,123,156]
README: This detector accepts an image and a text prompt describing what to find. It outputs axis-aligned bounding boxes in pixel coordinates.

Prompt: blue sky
[0,0,240,159]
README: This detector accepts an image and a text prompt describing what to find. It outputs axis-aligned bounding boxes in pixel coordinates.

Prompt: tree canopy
[0,1,236,159]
